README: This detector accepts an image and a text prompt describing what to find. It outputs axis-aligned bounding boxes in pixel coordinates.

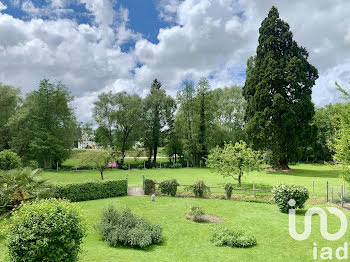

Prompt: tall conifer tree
[243,6,318,169]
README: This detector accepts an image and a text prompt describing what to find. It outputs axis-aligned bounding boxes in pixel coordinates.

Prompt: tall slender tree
[243,6,318,169]
[0,83,21,150]
[143,79,174,163]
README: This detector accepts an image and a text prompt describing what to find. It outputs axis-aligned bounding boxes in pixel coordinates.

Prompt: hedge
[54,180,128,202]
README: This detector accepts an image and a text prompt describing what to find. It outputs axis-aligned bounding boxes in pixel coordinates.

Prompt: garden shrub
[0,168,51,214]
[95,205,162,248]
[5,199,86,262]
[186,180,210,197]
[189,206,205,222]
[271,183,309,213]
[54,179,127,202]
[225,183,233,199]
[159,179,179,196]
[210,227,257,248]
[144,179,156,195]
[0,150,22,170]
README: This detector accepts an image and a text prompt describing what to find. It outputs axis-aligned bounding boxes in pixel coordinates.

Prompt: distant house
[78,133,97,149]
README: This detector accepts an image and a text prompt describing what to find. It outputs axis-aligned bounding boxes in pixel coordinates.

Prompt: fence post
[341,184,344,208]
[312,181,315,196]
[56,161,59,172]
[253,181,256,198]
[326,181,329,202]
[331,187,333,203]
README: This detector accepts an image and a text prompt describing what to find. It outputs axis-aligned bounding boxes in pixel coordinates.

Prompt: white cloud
[0,1,7,11]
[0,0,350,123]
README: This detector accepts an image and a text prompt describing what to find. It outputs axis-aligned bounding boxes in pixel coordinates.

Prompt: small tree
[207,141,262,186]
[80,150,113,180]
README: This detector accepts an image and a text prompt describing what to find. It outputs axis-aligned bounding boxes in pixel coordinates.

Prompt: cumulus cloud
[0,0,349,123]
[0,1,7,11]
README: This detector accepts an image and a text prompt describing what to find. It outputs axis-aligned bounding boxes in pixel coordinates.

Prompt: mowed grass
[1,196,349,262]
[42,164,344,198]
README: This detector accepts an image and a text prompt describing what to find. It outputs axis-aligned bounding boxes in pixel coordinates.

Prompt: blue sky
[0,0,349,122]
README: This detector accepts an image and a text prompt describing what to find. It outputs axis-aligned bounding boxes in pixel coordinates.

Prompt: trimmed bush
[0,150,22,170]
[272,183,309,213]
[186,180,210,197]
[159,179,179,196]
[95,205,162,248]
[210,227,257,248]
[5,199,86,262]
[225,183,233,199]
[54,179,127,202]
[189,206,205,222]
[144,179,156,195]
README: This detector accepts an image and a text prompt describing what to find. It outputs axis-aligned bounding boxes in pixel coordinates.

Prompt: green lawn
[1,196,349,261]
[42,164,344,199]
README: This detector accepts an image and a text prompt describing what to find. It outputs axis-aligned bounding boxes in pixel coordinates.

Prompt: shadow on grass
[266,168,340,179]
[115,238,167,252]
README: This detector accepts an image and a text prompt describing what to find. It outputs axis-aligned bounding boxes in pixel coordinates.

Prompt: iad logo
[288,199,348,260]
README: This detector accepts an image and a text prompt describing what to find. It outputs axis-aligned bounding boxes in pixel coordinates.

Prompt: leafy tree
[196,77,212,162]
[93,92,115,146]
[9,79,79,168]
[207,141,262,186]
[211,85,246,145]
[242,6,318,169]
[176,81,198,164]
[330,83,350,182]
[310,105,337,161]
[143,79,175,163]
[93,92,144,164]
[0,83,21,150]
[80,150,114,180]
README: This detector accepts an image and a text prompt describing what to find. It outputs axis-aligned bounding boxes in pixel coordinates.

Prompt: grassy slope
[42,164,343,198]
[2,196,347,262]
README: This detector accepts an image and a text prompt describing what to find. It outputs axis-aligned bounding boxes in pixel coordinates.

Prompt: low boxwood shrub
[95,205,162,248]
[186,180,210,197]
[0,150,22,170]
[54,179,127,202]
[271,183,309,213]
[159,179,179,196]
[210,227,257,248]
[189,206,205,222]
[5,199,86,262]
[225,183,233,199]
[144,179,156,195]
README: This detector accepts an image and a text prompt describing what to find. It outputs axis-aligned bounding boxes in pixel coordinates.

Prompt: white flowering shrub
[271,183,309,213]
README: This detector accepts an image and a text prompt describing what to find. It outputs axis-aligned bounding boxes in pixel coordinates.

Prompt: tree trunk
[148,148,152,163]
[100,170,104,180]
[153,143,157,163]
[276,159,290,170]
[174,148,177,163]
[238,173,242,187]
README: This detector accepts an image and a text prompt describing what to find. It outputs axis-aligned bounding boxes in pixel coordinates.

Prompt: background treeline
[0,77,347,170]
